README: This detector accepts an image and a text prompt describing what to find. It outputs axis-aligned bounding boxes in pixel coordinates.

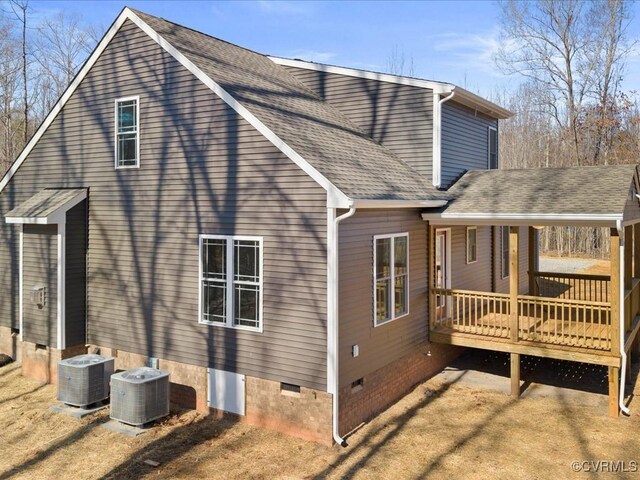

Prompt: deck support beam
[510,353,520,397]
[609,366,620,417]
[625,225,633,290]
[610,228,621,417]
[528,227,537,296]
[611,229,621,357]
[510,227,520,342]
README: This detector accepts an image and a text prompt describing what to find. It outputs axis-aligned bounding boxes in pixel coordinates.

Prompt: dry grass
[1,358,639,480]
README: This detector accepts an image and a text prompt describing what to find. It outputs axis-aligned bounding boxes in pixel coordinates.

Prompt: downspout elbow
[331,207,356,447]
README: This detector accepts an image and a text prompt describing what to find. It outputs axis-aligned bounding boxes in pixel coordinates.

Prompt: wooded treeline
[495,0,638,257]
[0,2,100,177]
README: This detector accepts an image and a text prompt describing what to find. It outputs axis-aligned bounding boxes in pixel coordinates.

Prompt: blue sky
[27,0,640,97]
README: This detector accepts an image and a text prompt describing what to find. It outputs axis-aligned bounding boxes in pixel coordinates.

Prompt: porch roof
[5,188,86,224]
[423,164,640,226]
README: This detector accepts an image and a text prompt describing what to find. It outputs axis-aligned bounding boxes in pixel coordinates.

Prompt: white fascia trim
[0,9,352,209]
[0,11,131,194]
[422,212,622,226]
[351,199,447,209]
[125,11,351,209]
[5,190,87,225]
[269,57,513,119]
[269,56,452,94]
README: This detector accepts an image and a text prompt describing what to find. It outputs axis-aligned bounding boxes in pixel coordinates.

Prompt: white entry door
[435,229,451,316]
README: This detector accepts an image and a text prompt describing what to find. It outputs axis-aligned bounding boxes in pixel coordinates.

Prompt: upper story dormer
[270,57,512,190]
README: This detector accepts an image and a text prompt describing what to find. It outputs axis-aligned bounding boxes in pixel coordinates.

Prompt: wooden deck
[430,283,619,366]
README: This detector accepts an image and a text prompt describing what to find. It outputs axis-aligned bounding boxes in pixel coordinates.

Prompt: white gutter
[351,199,447,209]
[327,206,356,447]
[432,90,456,189]
[616,219,631,415]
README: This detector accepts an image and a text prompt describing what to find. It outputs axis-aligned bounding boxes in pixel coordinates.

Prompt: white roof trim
[421,212,622,227]
[269,56,513,119]
[5,189,86,225]
[0,8,352,208]
[270,56,453,94]
[352,199,447,209]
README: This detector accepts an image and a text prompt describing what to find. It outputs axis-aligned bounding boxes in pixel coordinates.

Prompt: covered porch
[423,165,640,416]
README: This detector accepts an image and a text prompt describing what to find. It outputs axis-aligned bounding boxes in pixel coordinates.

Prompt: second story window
[115,96,139,168]
[488,126,498,169]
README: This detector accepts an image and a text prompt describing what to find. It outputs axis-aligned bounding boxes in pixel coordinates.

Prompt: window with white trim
[466,226,477,264]
[115,96,139,168]
[501,226,510,278]
[200,235,263,331]
[488,126,498,169]
[374,233,409,326]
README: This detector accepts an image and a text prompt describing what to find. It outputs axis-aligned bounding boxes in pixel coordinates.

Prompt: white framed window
[115,96,140,169]
[374,233,409,326]
[466,226,477,264]
[501,226,510,279]
[199,234,263,332]
[488,126,498,169]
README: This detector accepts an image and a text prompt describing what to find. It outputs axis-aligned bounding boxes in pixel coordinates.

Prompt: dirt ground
[1,352,639,480]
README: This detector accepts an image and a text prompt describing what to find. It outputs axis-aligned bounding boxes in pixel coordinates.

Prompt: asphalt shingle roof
[441,165,639,216]
[133,10,444,201]
[5,189,86,219]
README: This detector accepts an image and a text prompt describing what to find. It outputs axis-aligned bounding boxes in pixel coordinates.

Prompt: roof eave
[421,212,623,227]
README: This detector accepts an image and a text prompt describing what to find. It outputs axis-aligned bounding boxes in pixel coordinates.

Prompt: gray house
[1,8,638,445]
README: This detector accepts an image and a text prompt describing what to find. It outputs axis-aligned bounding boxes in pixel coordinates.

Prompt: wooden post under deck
[610,228,621,417]
[509,227,520,342]
[510,227,521,397]
[633,224,640,279]
[510,353,520,397]
[528,227,537,296]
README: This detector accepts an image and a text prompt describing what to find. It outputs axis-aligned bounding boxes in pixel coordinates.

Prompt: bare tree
[9,0,28,145]
[385,44,416,76]
[495,0,632,166]
[33,12,94,105]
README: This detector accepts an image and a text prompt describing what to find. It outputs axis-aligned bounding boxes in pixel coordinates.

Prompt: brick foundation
[21,341,87,384]
[339,342,462,435]
[88,346,209,413]
[0,326,22,363]
[244,377,333,445]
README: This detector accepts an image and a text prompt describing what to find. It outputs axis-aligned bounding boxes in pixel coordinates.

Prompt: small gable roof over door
[5,189,86,224]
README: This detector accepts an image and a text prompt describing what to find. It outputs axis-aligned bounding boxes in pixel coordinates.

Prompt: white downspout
[327,206,356,447]
[432,89,456,189]
[617,219,630,415]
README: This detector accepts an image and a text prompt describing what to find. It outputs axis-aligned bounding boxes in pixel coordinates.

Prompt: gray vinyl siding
[338,209,427,388]
[445,225,493,292]
[437,225,529,295]
[494,226,530,295]
[0,218,19,330]
[22,225,58,346]
[65,200,87,347]
[283,66,434,180]
[0,20,328,390]
[441,101,498,188]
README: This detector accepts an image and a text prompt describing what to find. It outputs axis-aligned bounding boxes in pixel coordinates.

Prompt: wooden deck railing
[432,288,510,338]
[431,287,612,352]
[533,271,611,303]
[517,295,612,350]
